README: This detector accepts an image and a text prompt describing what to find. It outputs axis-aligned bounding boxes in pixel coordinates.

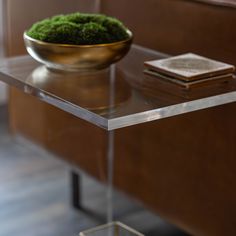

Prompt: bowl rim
[23,29,133,48]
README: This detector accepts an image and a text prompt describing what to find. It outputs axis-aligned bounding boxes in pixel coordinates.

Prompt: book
[144,53,235,82]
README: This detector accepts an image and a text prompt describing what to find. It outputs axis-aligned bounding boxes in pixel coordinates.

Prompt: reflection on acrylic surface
[26,65,131,113]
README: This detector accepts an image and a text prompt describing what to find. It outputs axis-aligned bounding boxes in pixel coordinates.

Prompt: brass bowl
[23,30,133,71]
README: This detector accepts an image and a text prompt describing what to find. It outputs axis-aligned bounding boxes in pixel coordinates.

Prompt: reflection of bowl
[26,66,131,112]
[24,30,133,71]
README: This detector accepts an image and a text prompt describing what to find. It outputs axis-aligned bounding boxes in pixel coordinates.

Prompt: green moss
[27,12,130,45]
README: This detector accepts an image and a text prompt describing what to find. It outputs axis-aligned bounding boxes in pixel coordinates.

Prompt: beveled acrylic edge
[38,89,236,131]
[0,68,108,129]
[107,91,236,130]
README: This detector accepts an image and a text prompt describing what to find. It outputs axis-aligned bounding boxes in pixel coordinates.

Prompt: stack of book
[143,53,235,99]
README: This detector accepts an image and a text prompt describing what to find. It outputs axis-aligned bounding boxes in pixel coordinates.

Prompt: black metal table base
[70,170,81,210]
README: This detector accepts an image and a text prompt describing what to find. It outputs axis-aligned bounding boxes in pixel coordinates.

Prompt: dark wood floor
[0,105,189,236]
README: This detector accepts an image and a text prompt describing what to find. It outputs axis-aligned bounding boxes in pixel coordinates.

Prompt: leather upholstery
[101,0,236,66]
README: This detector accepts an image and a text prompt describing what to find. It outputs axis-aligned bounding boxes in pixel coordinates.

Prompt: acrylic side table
[1,45,236,130]
[1,44,236,235]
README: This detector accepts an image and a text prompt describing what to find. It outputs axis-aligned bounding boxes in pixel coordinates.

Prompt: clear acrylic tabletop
[1,44,236,130]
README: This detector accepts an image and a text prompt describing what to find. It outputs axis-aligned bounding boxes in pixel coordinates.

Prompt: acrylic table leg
[107,130,114,222]
[106,64,116,222]
[70,170,82,210]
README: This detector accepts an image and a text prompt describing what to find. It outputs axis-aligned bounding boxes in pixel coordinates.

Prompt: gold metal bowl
[23,30,133,71]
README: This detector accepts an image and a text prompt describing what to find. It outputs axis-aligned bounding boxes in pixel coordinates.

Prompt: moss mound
[27,13,130,45]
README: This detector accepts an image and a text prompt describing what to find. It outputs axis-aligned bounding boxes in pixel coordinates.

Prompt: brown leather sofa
[4,0,236,235]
